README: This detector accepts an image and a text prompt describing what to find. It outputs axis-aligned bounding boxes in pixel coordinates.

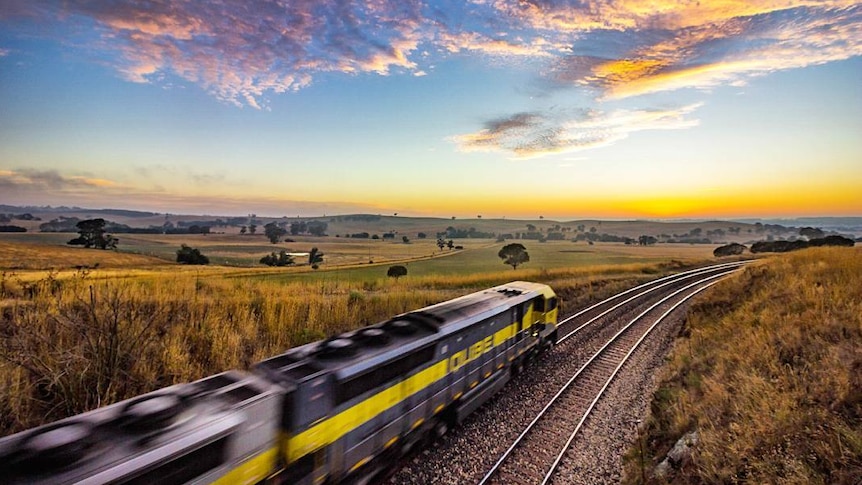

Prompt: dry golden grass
[0,257,692,436]
[0,240,169,270]
[624,247,862,484]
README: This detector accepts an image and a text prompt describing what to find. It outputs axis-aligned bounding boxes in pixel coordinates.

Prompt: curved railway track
[383,262,750,484]
[556,260,748,341]
[477,269,740,485]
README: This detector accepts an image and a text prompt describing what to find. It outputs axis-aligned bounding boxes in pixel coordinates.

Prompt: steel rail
[540,276,729,485]
[556,260,748,344]
[478,268,739,485]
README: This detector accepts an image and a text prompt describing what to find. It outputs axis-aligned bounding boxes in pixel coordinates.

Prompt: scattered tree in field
[437,237,446,251]
[67,218,118,249]
[264,222,288,244]
[290,221,306,235]
[714,243,747,257]
[447,239,455,250]
[402,235,410,244]
[248,223,257,235]
[307,221,328,236]
[260,251,294,266]
[638,235,658,246]
[176,244,209,264]
[417,232,427,239]
[308,247,324,267]
[499,243,530,270]
[387,265,407,279]
[240,226,247,235]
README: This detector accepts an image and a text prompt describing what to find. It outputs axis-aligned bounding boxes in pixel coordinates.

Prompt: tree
[417,232,427,239]
[402,235,410,244]
[308,247,324,267]
[387,265,407,279]
[498,243,529,270]
[290,221,307,235]
[307,220,328,236]
[176,244,209,264]
[264,222,288,244]
[638,235,657,246]
[240,226,247,235]
[447,239,455,250]
[714,243,747,257]
[260,250,294,266]
[67,218,118,249]
[248,223,257,235]
[436,237,446,251]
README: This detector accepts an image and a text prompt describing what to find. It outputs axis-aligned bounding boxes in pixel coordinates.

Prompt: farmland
[0,220,726,436]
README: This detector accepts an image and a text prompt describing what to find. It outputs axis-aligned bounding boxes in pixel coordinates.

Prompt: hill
[625,246,862,483]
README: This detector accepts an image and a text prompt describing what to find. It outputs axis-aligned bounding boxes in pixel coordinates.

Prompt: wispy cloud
[542,3,862,98]
[0,169,391,217]
[12,1,426,108]
[0,169,122,190]
[2,1,858,109]
[454,104,702,159]
[436,31,557,57]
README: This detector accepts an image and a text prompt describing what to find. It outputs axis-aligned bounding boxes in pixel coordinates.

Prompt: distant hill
[737,217,862,232]
[1,204,858,242]
[0,205,158,218]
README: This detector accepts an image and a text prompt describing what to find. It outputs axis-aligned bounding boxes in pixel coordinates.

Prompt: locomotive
[0,281,558,484]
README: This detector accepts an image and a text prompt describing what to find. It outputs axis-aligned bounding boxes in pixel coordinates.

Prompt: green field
[0,230,718,283]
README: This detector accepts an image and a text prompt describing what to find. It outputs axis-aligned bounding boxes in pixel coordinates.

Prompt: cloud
[1,1,859,110]
[13,0,426,108]
[436,31,557,57]
[0,169,122,190]
[454,103,702,158]
[543,3,862,98]
[0,169,391,217]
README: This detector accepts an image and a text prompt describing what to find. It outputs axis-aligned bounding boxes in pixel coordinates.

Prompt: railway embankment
[624,247,861,484]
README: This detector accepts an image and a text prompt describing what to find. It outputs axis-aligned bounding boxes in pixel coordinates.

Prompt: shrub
[387,265,408,279]
[176,244,209,265]
[713,243,746,257]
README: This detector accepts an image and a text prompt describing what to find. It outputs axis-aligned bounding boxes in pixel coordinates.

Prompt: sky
[1,1,860,220]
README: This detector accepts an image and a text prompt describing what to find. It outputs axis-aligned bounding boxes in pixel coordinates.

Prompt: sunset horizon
[2,1,860,220]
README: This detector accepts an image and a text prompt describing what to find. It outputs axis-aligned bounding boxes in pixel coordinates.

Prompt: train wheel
[433,419,449,440]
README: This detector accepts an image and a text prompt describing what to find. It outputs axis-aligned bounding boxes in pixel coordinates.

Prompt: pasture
[0,231,717,283]
[0,226,725,436]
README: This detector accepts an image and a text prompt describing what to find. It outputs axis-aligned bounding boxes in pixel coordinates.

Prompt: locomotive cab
[0,371,281,485]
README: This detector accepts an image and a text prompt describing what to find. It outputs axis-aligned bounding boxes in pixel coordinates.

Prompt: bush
[176,244,209,265]
[751,236,854,253]
[713,243,746,257]
[260,251,295,267]
[387,265,408,279]
[0,225,26,233]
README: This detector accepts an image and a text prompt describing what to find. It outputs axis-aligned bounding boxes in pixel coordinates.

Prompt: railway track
[556,260,749,342]
[477,268,740,485]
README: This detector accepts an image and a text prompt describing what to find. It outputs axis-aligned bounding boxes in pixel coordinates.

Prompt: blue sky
[1,1,860,218]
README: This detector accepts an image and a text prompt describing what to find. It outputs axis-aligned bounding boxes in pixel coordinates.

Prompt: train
[0,281,559,484]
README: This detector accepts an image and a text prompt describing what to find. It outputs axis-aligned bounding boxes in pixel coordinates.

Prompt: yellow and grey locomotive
[0,281,558,484]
